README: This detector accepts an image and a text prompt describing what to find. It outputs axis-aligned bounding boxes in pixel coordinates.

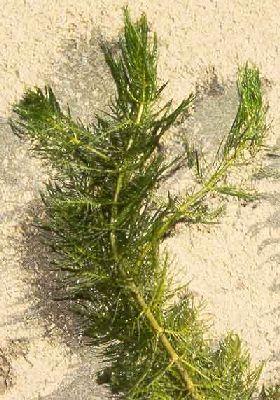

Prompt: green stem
[109,155,202,400]
[109,128,244,400]
[136,103,144,124]
[157,154,237,239]
[110,172,124,255]
[63,119,111,161]
[126,279,203,399]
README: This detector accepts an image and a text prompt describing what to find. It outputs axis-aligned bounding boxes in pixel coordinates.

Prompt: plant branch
[110,151,202,399]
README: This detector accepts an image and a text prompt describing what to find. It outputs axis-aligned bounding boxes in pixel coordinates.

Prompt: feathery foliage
[10,8,271,399]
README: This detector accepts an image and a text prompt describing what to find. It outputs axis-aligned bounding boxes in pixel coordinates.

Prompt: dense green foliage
[11,8,278,400]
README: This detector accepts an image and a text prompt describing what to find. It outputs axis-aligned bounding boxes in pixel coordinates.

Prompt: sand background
[0,1,279,398]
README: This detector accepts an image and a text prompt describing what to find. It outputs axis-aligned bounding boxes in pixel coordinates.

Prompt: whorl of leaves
[10,8,276,400]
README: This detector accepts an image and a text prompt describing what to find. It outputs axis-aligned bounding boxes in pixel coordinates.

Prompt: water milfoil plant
[11,8,275,399]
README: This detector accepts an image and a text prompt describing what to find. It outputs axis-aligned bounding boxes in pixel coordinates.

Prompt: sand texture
[0,1,279,398]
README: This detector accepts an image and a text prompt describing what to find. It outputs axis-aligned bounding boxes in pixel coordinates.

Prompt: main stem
[106,100,251,398]
[109,143,202,399]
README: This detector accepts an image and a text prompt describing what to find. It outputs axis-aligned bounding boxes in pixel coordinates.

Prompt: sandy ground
[0,0,279,398]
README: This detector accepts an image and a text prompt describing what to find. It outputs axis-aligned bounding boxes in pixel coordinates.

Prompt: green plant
[10,8,271,400]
